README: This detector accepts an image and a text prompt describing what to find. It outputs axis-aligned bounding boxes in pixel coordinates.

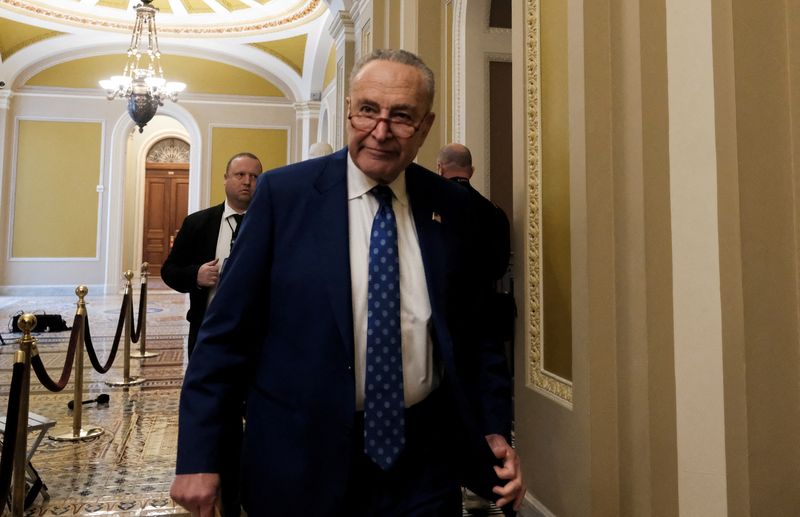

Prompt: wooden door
[143,162,189,277]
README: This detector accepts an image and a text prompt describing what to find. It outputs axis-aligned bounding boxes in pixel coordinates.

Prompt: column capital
[294,101,322,119]
[329,9,355,44]
[0,90,12,110]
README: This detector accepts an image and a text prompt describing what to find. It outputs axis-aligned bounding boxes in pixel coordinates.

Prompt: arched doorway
[141,137,191,277]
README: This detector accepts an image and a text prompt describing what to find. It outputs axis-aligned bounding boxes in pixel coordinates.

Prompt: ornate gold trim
[526,0,573,403]
[0,0,322,36]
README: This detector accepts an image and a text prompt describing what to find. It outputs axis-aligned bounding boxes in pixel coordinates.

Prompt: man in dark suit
[170,49,524,517]
[161,152,262,358]
[437,143,511,283]
[436,144,515,515]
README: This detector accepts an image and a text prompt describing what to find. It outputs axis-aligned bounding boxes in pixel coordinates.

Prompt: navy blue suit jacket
[176,148,513,515]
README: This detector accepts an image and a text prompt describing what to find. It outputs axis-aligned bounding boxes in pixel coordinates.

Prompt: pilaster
[294,100,322,160]
[329,9,356,148]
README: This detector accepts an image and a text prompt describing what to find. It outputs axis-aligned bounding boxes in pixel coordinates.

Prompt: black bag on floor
[10,312,70,333]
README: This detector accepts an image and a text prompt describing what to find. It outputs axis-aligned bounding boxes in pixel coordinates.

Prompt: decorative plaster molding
[294,101,322,118]
[329,9,355,44]
[147,138,190,163]
[13,87,295,108]
[0,0,324,36]
[525,0,573,403]
[7,115,106,263]
[0,90,12,109]
[335,58,345,147]
[452,0,467,142]
[350,0,370,25]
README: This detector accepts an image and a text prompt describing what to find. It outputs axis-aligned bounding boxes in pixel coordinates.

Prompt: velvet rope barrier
[49,288,105,442]
[29,313,82,392]
[129,263,156,360]
[0,361,25,513]
[84,294,129,375]
[130,280,146,343]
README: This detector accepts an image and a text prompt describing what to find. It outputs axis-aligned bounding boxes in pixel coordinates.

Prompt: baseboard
[0,284,106,296]
[519,491,557,517]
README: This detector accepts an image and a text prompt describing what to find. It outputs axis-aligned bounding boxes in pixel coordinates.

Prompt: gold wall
[514,0,800,514]
[26,55,285,97]
[209,127,289,206]
[540,0,572,380]
[12,120,101,258]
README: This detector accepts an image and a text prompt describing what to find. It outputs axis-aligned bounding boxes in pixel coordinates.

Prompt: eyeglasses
[347,111,427,138]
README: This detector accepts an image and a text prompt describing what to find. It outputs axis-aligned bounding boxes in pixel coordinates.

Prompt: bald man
[437,143,511,283]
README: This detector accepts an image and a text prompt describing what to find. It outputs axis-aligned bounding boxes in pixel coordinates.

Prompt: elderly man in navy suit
[170,49,524,517]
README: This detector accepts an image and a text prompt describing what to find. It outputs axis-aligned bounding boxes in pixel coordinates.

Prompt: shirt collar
[346,152,408,207]
[222,200,245,220]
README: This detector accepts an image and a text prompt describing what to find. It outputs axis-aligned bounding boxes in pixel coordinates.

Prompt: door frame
[132,129,191,279]
[142,162,190,276]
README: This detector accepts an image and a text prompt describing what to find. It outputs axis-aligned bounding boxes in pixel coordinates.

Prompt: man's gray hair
[349,49,435,110]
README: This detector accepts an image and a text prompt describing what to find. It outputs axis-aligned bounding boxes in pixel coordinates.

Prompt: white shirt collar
[346,152,408,207]
[222,200,245,220]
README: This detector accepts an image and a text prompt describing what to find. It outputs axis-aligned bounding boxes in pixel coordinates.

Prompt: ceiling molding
[0,0,326,36]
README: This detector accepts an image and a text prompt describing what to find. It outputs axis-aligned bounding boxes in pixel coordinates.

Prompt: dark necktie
[363,185,405,470]
[230,213,244,250]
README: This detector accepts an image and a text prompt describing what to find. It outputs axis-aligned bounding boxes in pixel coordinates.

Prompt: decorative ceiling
[0,0,325,36]
[0,0,336,96]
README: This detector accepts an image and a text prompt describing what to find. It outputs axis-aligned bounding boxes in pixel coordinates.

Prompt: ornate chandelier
[99,0,185,133]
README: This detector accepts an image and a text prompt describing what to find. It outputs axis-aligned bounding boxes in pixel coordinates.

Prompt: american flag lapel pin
[432,212,442,223]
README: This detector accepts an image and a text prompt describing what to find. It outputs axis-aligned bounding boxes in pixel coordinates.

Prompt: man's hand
[197,259,220,288]
[170,473,220,517]
[486,433,525,511]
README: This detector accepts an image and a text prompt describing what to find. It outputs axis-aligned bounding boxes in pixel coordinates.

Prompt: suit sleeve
[175,176,274,474]
[463,200,513,441]
[161,215,203,293]
[489,205,511,282]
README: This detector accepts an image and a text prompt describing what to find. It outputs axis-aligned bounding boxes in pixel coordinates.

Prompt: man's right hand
[170,473,220,517]
[197,259,220,288]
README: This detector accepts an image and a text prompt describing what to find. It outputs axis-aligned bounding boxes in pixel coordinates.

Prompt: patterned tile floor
[1,286,190,516]
[0,285,503,516]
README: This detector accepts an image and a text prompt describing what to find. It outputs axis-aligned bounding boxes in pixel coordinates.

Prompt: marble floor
[0,285,190,516]
[0,285,504,516]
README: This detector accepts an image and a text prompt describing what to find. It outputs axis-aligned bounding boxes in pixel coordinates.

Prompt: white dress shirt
[347,153,437,410]
[207,201,245,305]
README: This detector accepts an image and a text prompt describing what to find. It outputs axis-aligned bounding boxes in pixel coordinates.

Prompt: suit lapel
[312,150,355,356]
[202,203,225,261]
[406,166,446,313]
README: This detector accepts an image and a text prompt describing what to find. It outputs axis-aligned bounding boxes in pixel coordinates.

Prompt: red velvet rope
[84,295,128,374]
[130,284,146,343]
[30,313,82,392]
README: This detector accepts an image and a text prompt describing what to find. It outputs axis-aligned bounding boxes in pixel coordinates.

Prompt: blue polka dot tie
[363,184,405,470]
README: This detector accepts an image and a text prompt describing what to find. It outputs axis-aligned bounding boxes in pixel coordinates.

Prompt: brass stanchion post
[52,287,104,441]
[106,271,145,387]
[11,314,34,516]
[131,262,157,359]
